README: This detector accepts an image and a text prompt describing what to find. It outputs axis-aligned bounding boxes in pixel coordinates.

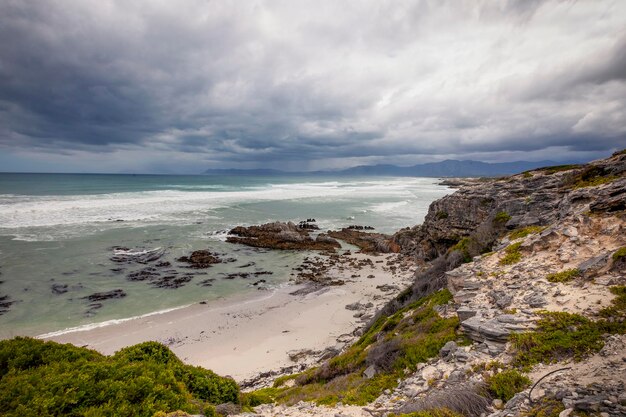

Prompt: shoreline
[43,252,415,383]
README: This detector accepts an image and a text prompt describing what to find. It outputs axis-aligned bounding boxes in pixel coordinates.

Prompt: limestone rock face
[393,151,626,261]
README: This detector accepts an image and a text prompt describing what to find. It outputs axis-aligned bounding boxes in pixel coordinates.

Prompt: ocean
[0,173,450,338]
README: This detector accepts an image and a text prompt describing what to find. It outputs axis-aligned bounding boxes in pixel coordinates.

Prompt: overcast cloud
[0,0,625,173]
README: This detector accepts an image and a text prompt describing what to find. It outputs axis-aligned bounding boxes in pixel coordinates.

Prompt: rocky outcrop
[327,228,399,253]
[393,151,626,261]
[177,249,222,268]
[227,221,341,251]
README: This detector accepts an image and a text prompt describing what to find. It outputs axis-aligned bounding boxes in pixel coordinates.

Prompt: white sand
[44,253,414,382]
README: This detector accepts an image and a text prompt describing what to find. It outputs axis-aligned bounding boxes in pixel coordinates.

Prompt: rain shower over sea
[0,173,450,339]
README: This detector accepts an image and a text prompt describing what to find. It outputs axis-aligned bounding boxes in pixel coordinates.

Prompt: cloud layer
[1,0,625,172]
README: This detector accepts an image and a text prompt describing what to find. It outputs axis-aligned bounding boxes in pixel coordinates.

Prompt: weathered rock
[227,222,340,251]
[51,283,69,295]
[461,315,512,343]
[363,365,377,379]
[177,249,222,268]
[327,228,399,253]
[84,289,126,302]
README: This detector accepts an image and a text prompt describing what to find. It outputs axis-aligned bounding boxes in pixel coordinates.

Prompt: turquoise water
[0,173,450,338]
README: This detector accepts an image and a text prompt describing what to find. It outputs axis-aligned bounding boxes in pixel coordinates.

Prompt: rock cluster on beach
[231,151,626,417]
[227,221,341,251]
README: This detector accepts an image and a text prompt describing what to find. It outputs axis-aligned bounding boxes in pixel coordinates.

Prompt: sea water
[0,173,450,338]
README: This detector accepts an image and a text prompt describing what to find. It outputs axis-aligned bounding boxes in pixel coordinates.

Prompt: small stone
[364,365,377,379]
[559,408,573,417]
[600,413,609,417]
[492,399,504,409]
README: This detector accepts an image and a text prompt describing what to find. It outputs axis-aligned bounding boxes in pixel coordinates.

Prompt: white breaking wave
[0,178,437,229]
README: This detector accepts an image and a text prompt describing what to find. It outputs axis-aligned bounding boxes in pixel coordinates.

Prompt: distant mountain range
[203,159,563,178]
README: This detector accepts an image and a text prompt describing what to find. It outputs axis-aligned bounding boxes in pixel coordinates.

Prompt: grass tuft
[493,212,511,224]
[613,247,626,261]
[546,268,580,283]
[499,242,522,266]
[508,226,544,240]
[486,370,531,402]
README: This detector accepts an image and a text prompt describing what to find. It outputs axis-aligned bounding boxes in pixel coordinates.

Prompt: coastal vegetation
[498,242,522,266]
[0,339,238,417]
[508,225,544,240]
[545,268,580,283]
[511,286,626,370]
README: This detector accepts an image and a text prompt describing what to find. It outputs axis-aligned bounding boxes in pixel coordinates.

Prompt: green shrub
[499,242,522,266]
[613,247,626,261]
[512,288,626,370]
[436,211,449,220]
[522,398,565,417]
[487,370,531,402]
[508,226,544,240]
[546,268,580,283]
[570,166,618,189]
[493,212,511,224]
[451,237,473,263]
[0,338,238,417]
[510,312,604,369]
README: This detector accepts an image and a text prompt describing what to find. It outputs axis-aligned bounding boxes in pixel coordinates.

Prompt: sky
[0,0,625,174]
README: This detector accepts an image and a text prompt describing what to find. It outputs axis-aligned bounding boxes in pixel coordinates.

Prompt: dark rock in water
[238,262,256,268]
[347,225,375,230]
[110,268,125,273]
[0,294,15,316]
[177,249,221,268]
[110,247,165,264]
[151,274,194,289]
[51,283,68,295]
[84,289,126,302]
[227,221,340,251]
[252,279,266,286]
[127,268,160,281]
[253,271,273,276]
[298,220,320,230]
[223,272,250,279]
[198,278,216,287]
[155,261,171,268]
[127,265,196,289]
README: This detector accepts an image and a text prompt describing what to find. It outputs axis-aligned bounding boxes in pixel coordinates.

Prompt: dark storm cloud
[0,0,625,172]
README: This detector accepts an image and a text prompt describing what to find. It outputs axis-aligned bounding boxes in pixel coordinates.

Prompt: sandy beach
[43,252,415,382]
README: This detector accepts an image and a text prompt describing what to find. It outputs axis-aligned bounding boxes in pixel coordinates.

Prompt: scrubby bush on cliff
[486,369,531,402]
[0,338,238,417]
[511,287,626,369]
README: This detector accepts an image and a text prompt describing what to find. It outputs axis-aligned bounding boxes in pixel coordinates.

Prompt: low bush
[613,247,626,261]
[486,370,531,402]
[511,312,603,369]
[569,166,618,189]
[508,226,544,240]
[499,242,522,266]
[493,212,511,224]
[545,268,580,283]
[0,339,238,417]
